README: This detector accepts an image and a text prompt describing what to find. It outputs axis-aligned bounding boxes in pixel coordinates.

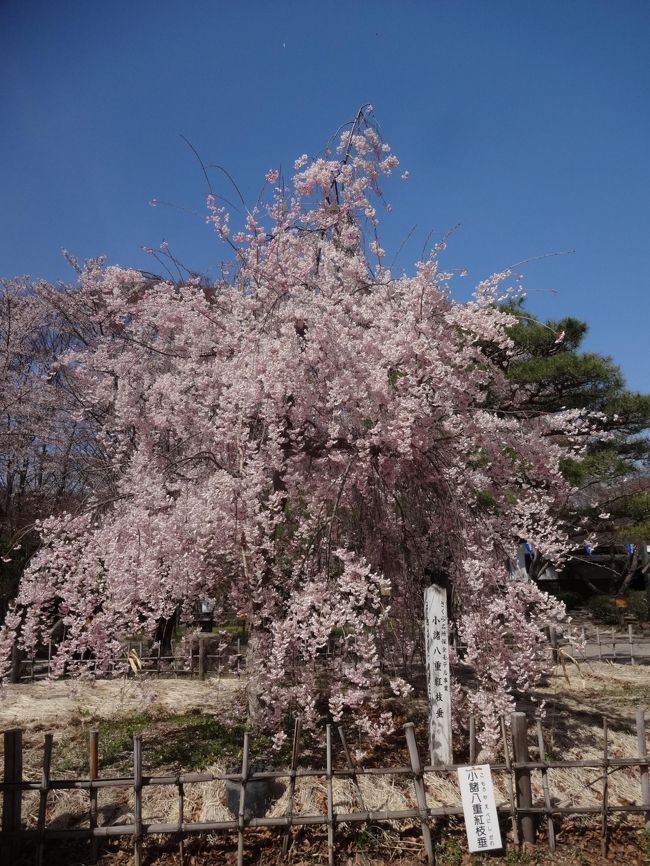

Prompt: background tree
[0,270,116,617]
[495,300,650,592]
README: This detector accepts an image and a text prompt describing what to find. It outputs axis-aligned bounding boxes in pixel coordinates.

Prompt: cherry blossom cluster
[1,111,589,746]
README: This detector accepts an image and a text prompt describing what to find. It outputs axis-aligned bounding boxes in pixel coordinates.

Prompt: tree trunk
[642,544,650,622]
[154,608,179,655]
[618,547,640,596]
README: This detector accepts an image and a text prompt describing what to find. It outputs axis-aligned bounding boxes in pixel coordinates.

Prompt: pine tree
[499,300,650,593]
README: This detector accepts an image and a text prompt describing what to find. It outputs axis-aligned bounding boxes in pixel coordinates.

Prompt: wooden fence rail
[9,622,650,686]
[2,710,650,865]
[11,634,245,684]
[12,628,650,686]
[562,625,650,665]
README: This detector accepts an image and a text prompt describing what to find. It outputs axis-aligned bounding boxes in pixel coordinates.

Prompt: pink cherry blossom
[0,112,593,748]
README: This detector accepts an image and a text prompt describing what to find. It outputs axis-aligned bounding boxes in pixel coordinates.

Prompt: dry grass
[1,674,246,831]
[0,675,242,731]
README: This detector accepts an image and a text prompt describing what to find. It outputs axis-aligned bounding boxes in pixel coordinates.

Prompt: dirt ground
[2,660,650,865]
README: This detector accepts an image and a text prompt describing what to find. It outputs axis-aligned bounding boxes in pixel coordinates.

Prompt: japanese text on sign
[424,584,452,764]
[458,764,503,853]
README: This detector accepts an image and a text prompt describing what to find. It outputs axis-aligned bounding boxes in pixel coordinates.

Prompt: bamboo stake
[35,733,53,866]
[237,732,250,866]
[629,624,635,665]
[198,638,205,681]
[281,717,302,856]
[500,716,520,847]
[337,725,369,819]
[133,735,143,866]
[326,725,335,866]
[536,720,555,853]
[636,708,650,830]
[89,730,99,863]
[404,723,434,865]
[511,712,535,845]
[178,779,185,866]
[601,717,608,857]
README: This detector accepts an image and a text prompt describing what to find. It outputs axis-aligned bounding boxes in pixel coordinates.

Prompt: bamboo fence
[562,625,650,665]
[11,634,245,684]
[2,710,650,865]
[11,625,650,685]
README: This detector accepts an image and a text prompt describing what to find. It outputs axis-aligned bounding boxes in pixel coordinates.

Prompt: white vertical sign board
[458,765,503,853]
[424,584,452,765]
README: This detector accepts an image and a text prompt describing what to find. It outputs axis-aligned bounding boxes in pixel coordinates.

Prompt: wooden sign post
[424,584,452,765]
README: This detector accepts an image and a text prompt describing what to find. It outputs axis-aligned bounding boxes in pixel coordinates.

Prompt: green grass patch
[51,711,290,777]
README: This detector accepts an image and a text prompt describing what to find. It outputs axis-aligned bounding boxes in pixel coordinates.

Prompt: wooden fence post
[404,723,434,864]
[237,732,250,866]
[500,716,520,847]
[601,717,609,857]
[35,733,53,866]
[511,712,535,846]
[2,728,23,863]
[89,730,99,863]
[325,724,335,866]
[548,626,559,665]
[636,707,650,830]
[535,721,555,853]
[282,718,302,856]
[133,735,143,866]
[628,624,635,665]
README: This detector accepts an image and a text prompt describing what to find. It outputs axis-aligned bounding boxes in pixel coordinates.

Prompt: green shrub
[586,591,648,623]
[627,590,648,623]
[433,838,463,866]
[554,591,584,610]
[586,594,618,624]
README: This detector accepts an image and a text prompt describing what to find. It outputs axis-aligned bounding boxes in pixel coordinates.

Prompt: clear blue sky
[1,0,648,390]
